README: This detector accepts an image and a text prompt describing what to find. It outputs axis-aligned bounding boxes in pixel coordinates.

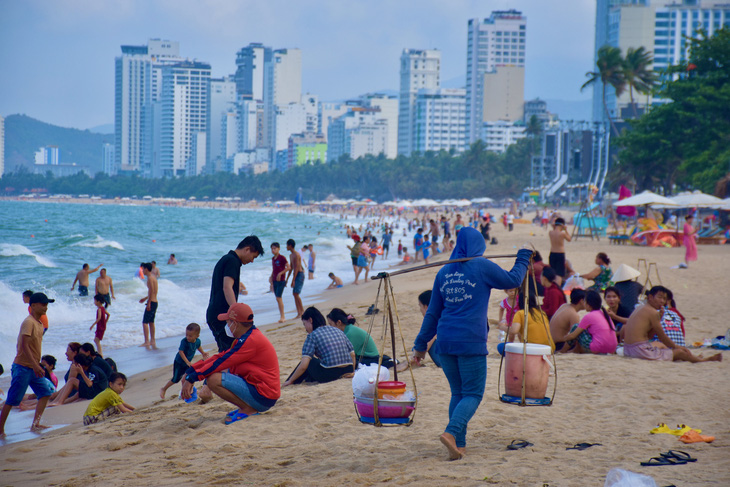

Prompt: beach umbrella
[455,199,473,207]
[274,200,296,206]
[398,200,413,207]
[440,199,459,206]
[471,197,494,204]
[612,190,678,207]
[716,198,730,210]
[669,191,723,208]
[411,198,439,207]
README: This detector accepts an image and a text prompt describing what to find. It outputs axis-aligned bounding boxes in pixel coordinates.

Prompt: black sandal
[660,450,697,463]
[566,442,602,451]
[507,439,533,450]
[641,456,687,466]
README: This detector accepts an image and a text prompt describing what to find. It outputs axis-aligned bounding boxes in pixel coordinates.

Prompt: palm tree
[623,46,658,119]
[581,45,626,136]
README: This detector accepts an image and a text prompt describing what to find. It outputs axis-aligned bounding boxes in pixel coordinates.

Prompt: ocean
[0,200,402,375]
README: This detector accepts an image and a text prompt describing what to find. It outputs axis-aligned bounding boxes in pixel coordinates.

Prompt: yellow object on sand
[649,423,702,436]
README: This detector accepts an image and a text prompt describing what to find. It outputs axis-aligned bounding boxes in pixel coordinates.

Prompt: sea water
[0,200,403,373]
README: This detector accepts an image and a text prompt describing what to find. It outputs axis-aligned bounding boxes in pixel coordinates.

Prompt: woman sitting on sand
[498,288,555,355]
[19,342,81,411]
[604,286,631,334]
[563,290,617,354]
[283,307,356,386]
[580,252,613,292]
[326,308,394,368]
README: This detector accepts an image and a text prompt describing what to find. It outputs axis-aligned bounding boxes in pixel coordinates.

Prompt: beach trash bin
[503,343,551,399]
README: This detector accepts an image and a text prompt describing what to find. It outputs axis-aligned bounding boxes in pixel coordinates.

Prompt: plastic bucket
[377,381,406,399]
[354,398,414,418]
[503,343,551,399]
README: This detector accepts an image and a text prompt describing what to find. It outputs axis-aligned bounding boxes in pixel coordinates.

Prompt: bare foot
[159,388,166,399]
[294,315,302,320]
[440,432,463,460]
[150,342,158,350]
[458,447,466,456]
[709,353,723,362]
[139,342,150,347]
[278,318,286,323]
[31,423,50,432]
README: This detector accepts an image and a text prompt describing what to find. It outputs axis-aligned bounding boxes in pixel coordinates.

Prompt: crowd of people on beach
[0,209,723,465]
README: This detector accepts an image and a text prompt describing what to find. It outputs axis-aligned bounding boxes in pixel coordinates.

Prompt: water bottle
[499,330,507,343]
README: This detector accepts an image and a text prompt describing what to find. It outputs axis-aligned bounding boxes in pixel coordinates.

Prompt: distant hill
[3,114,114,174]
[89,123,114,134]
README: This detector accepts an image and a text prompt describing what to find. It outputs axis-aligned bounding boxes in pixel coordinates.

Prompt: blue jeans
[439,354,487,448]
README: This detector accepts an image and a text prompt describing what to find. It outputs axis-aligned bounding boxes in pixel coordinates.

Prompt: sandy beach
[1,212,728,486]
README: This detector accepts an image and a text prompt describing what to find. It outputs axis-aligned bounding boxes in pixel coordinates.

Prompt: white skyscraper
[319,102,349,139]
[207,77,237,170]
[0,115,4,176]
[114,39,181,174]
[413,88,467,153]
[328,109,389,162]
[359,93,398,159]
[264,48,302,157]
[102,143,116,176]
[158,61,211,177]
[465,11,526,144]
[275,103,308,152]
[481,121,526,154]
[34,146,59,165]
[398,49,441,156]
[235,43,271,101]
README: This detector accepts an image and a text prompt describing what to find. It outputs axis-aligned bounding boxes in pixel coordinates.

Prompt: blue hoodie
[414,227,531,356]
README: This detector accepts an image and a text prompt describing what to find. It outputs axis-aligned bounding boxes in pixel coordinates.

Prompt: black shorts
[143,301,158,323]
[273,280,286,298]
[549,252,566,278]
[432,235,439,243]
[171,360,189,383]
[351,256,358,266]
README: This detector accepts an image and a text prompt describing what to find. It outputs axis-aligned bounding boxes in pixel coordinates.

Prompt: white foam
[73,235,125,250]
[0,243,57,267]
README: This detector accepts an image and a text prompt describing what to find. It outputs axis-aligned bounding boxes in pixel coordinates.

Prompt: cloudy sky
[0,0,596,130]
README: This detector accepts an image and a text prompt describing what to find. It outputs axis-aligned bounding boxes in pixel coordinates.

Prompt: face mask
[225,323,235,338]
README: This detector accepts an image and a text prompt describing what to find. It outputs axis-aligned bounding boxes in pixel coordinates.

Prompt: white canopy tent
[612,190,678,207]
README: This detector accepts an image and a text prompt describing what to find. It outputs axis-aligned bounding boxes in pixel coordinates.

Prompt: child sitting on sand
[90,294,110,356]
[327,272,344,289]
[397,247,411,265]
[160,323,209,399]
[41,355,58,390]
[83,372,134,425]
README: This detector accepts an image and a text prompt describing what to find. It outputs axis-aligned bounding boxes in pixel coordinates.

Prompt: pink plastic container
[503,343,551,399]
[354,399,415,419]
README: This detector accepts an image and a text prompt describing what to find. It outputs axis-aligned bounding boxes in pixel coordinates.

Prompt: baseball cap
[218,303,254,323]
[29,292,55,304]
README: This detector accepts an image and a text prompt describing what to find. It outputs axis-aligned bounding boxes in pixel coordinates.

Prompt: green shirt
[344,324,379,357]
[84,387,123,417]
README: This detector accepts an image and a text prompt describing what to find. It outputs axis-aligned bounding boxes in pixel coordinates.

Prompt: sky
[0,0,596,130]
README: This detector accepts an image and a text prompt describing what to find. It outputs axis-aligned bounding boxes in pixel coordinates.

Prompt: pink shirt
[578,310,617,354]
[500,298,520,325]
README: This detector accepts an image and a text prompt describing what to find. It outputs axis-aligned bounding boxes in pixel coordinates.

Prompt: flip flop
[566,442,602,450]
[641,456,687,467]
[225,409,239,419]
[507,439,533,450]
[679,430,714,444]
[660,450,697,463]
[224,411,259,425]
[650,423,675,434]
[675,424,702,436]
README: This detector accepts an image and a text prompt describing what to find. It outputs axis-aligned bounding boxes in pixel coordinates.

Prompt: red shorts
[95,323,107,340]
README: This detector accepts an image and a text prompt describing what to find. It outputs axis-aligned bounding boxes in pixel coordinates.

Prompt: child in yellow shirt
[83,372,134,425]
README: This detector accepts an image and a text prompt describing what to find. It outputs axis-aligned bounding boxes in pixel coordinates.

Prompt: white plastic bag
[562,275,585,292]
[352,363,390,398]
[604,468,657,487]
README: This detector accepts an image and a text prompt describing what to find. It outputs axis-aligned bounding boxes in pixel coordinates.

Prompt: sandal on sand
[225,409,239,419]
[641,456,687,466]
[566,442,602,450]
[507,439,533,450]
[650,423,675,434]
[224,411,259,425]
[660,450,697,463]
[679,430,714,444]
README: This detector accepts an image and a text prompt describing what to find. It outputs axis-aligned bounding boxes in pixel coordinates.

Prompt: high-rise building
[398,49,441,156]
[481,121,526,154]
[465,11,526,143]
[206,77,237,170]
[274,103,309,152]
[358,93,398,159]
[34,146,59,165]
[319,102,349,139]
[287,133,327,171]
[328,108,389,162]
[0,115,4,176]
[413,88,467,153]
[102,143,116,176]
[482,66,524,122]
[264,48,302,158]
[234,43,272,101]
[592,1,728,122]
[158,61,211,177]
[114,39,181,174]
[187,132,207,176]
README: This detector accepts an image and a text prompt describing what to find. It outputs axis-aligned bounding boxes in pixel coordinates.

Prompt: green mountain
[3,114,114,174]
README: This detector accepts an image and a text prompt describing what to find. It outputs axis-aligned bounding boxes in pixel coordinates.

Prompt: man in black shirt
[207,236,264,351]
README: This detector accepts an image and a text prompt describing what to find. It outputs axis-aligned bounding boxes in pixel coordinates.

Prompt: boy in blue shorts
[160,323,209,398]
[270,242,288,323]
[0,293,56,435]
